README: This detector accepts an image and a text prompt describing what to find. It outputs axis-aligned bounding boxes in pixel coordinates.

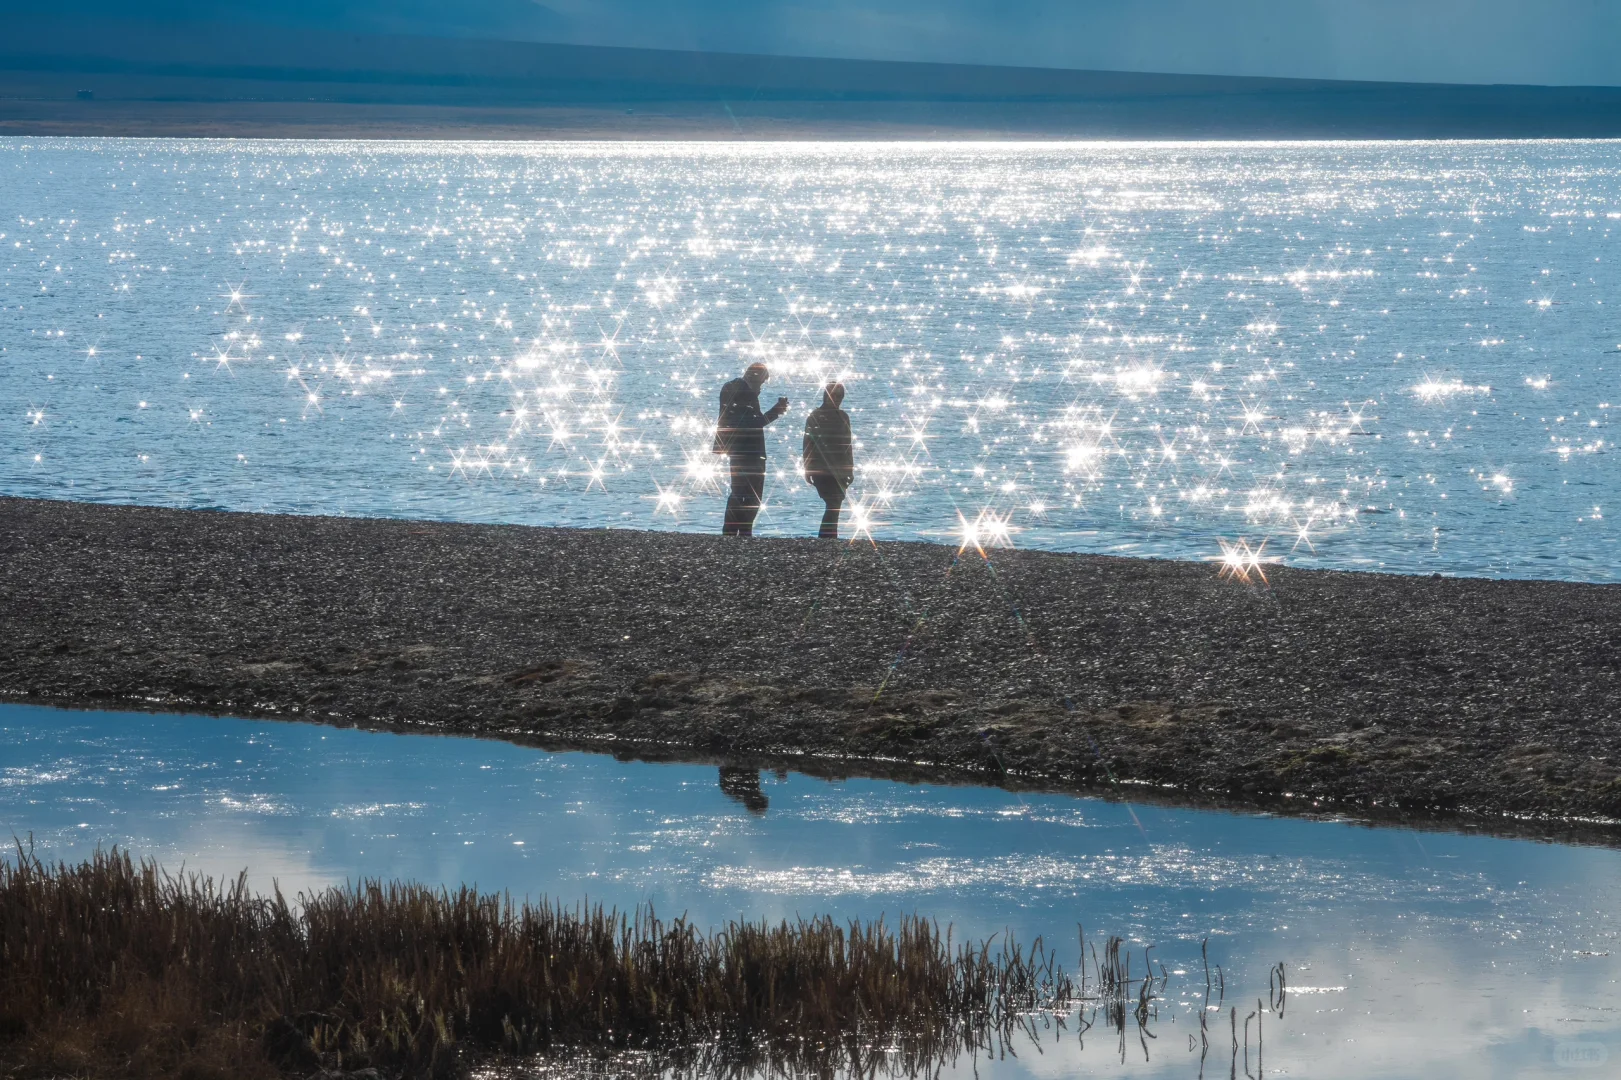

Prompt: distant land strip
[3,496,1620,843]
[3,16,1621,138]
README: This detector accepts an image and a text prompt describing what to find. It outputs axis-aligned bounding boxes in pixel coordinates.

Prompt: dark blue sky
[29,0,1621,85]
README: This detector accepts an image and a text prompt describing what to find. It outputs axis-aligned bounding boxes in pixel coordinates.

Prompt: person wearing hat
[713,361,789,536]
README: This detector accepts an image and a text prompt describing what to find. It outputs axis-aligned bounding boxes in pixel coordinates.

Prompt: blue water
[2,138,1619,579]
[3,703,1618,1078]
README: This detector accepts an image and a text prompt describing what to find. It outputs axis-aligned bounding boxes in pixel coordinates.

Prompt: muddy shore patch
[2,496,1619,840]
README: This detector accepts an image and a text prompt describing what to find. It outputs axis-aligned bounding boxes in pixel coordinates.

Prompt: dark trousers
[723,455,767,536]
[811,475,845,539]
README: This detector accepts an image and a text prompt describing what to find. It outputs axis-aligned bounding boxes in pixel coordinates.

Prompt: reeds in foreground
[0,849,1078,1079]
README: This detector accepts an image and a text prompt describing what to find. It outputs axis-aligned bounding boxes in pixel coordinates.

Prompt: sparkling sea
[3,138,1618,579]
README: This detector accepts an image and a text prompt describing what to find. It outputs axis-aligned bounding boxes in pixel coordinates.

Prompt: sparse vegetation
[0,848,1079,1079]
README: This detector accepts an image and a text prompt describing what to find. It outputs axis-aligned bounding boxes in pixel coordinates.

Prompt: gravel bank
[3,496,1619,840]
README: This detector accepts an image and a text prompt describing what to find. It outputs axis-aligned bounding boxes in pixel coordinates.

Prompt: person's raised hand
[775,396,790,412]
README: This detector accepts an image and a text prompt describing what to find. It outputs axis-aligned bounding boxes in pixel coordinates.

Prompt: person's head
[744,362,769,390]
[822,382,846,409]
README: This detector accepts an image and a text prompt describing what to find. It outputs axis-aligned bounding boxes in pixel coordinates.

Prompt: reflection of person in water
[718,766,769,814]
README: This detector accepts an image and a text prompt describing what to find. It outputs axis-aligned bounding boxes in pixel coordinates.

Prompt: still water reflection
[3,702,1619,1078]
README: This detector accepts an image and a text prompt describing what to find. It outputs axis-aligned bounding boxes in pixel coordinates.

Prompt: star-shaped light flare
[1290,516,1318,554]
[1216,537,1271,585]
[648,480,685,517]
[680,448,724,493]
[220,281,255,313]
[956,508,1016,556]
[845,499,878,543]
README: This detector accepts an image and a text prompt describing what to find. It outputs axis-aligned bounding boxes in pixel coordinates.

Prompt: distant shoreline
[6,15,1621,142]
[5,100,1621,142]
[0,100,1032,141]
[3,496,1620,844]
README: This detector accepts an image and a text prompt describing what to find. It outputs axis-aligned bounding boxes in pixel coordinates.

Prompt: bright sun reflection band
[21,143,1604,587]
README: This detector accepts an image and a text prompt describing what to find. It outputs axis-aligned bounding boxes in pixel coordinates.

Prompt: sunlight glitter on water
[2,139,1618,578]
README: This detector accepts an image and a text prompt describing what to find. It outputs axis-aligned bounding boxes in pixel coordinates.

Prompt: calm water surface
[3,703,1618,1079]
[3,139,1619,578]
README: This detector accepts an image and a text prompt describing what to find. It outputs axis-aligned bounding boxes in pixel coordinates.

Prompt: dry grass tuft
[0,848,1076,1078]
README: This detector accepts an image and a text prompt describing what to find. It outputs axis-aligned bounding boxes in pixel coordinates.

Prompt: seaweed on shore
[0,847,1082,1080]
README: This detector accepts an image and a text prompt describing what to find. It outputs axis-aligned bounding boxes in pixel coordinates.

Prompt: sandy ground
[3,496,1619,842]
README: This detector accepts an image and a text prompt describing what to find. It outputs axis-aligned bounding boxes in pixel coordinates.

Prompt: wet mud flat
[3,496,1619,839]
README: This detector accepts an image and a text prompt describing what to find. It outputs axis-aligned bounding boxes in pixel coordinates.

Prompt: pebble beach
[3,496,1619,840]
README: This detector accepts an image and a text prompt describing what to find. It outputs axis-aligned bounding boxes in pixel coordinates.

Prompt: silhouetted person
[802,382,854,539]
[718,766,769,814]
[714,362,788,537]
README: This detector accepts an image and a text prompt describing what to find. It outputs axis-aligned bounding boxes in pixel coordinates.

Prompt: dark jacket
[802,404,854,490]
[714,377,785,458]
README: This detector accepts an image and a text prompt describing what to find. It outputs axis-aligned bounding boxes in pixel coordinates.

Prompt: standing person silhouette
[802,382,854,540]
[714,362,789,537]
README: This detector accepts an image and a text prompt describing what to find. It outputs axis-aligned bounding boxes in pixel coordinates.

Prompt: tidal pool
[2,701,1618,1078]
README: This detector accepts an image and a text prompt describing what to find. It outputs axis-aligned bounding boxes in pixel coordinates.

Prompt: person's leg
[822,495,842,539]
[723,459,745,535]
[813,476,843,539]
[736,457,766,537]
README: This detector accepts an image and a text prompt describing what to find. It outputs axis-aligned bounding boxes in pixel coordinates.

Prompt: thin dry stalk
[0,849,1080,1079]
